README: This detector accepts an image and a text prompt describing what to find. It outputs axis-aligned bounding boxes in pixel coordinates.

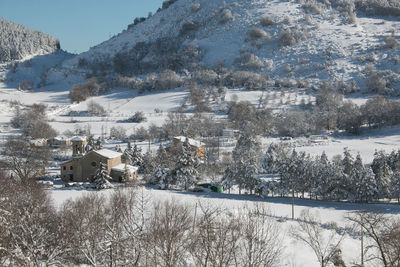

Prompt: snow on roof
[71,136,86,142]
[111,164,139,173]
[52,136,70,141]
[29,138,46,144]
[174,136,204,147]
[93,149,122,159]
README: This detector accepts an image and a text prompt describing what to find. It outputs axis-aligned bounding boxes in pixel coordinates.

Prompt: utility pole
[361,216,364,266]
[291,183,295,219]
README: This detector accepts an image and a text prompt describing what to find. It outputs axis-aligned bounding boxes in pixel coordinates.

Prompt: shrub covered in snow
[246,27,270,41]
[278,27,308,46]
[234,52,264,70]
[192,69,219,85]
[219,9,234,24]
[69,78,100,103]
[87,101,107,116]
[179,20,199,37]
[154,69,184,91]
[127,111,147,123]
[223,71,267,90]
[260,16,275,26]
[190,3,201,13]
[385,36,400,49]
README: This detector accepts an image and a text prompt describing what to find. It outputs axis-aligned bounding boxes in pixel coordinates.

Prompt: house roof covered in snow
[71,136,86,142]
[52,136,70,141]
[174,136,204,147]
[29,138,46,144]
[111,164,139,173]
[93,149,122,159]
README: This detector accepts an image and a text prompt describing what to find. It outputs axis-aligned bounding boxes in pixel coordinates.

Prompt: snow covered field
[47,184,400,267]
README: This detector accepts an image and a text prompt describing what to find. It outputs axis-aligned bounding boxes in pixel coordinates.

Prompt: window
[63,166,66,170]
[69,174,74,181]
[91,161,97,167]
[70,166,73,170]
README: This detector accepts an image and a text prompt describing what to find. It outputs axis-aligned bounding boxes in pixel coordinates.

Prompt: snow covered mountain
[0,18,60,62]
[60,0,400,95]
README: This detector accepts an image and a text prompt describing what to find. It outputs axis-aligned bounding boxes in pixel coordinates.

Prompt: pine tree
[174,138,199,190]
[131,144,144,170]
[342,148,354,176]
[93,162,113,190]
[86,135,95,152]
[156,143,170,168]
[221,165,236,193]
[142,151,156,176]
[122,147,133,165]
[231,133,261,194]
[390,171,400,203]
[261,143,289,174]
[371,150,392,198]
[154,168,173,189]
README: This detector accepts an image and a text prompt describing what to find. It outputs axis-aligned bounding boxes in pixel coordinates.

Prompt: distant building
[167,136,205,160]
[47,136,71,148]
[29,138,47,147]
[60,137,137,183]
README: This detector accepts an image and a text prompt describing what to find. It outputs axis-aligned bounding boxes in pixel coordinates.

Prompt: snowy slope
[63,0,400,93]
[0,18,60,62]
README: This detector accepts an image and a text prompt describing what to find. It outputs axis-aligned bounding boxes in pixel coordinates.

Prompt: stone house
[167,136,205,160]
[47,136,71,148]
[60,137,137,183]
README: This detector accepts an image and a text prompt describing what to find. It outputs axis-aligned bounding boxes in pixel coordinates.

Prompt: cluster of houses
[58,135,206,184]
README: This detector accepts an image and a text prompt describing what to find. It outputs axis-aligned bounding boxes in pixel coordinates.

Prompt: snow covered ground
[47,184,400,267]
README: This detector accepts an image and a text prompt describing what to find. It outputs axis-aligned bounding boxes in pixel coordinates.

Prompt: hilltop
[0,18,60,62]
[61,0,400,95]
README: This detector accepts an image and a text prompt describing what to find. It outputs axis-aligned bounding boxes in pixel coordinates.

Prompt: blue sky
[0,0,164,54]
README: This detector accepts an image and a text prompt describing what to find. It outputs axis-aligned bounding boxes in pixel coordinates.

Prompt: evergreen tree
[122,147,133,165]
[389,171,400,203]
[85,135,95,152]
[142,151,156,176]
[221,165,236,193]
[153,168,173,189]
[371,150,392,198]
[93,162,113,190]
[174,138,199,190]
[313,152,333,199]
[342,148,354,176]
[131,144,144,170]
[231,133,261,194]
[156,143,170,168]
[261,143,289,174]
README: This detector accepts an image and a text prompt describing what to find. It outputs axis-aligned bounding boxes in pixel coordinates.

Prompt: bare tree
[189,203,241,266]
[291,209,346,267]
[147,200,192,266]
[0,175,63,266]
[1,136,51,180]
[347,211,400,267]
[60,193,109,266]
[238,205,282,267]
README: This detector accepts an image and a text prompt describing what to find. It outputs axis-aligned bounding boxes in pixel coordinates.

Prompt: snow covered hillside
[0,18,60,62]
[64,0,400,94]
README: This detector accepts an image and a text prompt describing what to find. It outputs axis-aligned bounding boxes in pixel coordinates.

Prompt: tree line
[221,134,400,203]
